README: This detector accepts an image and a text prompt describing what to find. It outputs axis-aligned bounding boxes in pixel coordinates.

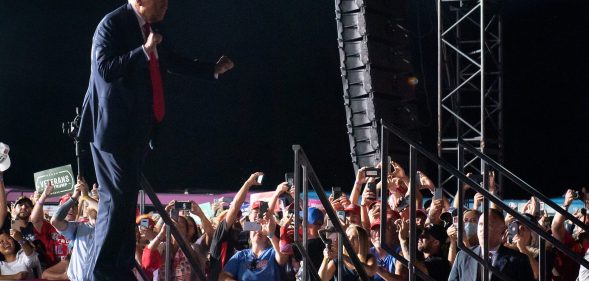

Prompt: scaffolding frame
[437,0,503,191]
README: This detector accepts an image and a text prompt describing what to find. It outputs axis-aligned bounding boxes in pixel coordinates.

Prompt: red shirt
[32,220,60,267]
[553,233,584,281]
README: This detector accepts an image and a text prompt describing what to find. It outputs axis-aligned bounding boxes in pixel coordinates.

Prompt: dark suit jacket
[78,3,215,152]
[448,245,534,281]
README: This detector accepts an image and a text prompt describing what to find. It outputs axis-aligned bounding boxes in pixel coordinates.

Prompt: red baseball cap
[344,204,361,214]
[59,193,73,205]
[251,201,261,210]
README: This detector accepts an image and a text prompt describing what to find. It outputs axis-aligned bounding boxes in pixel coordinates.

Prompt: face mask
[464,222,477,237]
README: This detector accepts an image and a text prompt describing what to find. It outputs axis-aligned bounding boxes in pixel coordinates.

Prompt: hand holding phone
[433,187,443,200]
[243,221,262,232]
[257,174,264,185]
[367,182,377,200]
[258,201,269,219]
[175,201,192,210]
[140,218,150,228]
[285,172,294,187]
[364,167,380,178]
[332,186,342,200]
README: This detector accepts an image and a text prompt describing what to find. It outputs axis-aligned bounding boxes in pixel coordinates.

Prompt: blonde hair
[213,210,229,228]
[345,224,371,263]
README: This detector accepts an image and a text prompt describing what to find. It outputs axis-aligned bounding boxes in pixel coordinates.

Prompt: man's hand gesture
[214,55,234,76]
[144,32,162,53]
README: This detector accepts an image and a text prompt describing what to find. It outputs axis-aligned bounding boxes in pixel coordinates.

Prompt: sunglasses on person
[249,257,258,271]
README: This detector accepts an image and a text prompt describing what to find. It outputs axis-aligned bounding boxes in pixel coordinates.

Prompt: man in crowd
[209,172,262,281]
[50,176,99,281]
[13,182,60,270]
[449,208,534,281]
[398,217,451,281]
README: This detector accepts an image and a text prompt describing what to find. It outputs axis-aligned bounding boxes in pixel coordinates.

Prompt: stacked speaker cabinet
[335,0,421,171]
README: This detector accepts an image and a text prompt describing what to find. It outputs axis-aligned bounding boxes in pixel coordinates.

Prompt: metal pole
[337,233,343,281]
[139,190,145,214]
[436,0,443,192]
[482,166,489,281]
[539,237,546,281]
[497,14,505,195]
[409,146,417,281]
[302,165,309,281]
[165,222,172,281]
[294,147,301,244]
[457,146,464,249]
[380,122,389,246]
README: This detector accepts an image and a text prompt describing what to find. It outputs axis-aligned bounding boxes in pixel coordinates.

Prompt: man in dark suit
[77,0,234,279]
[448,208,534,281]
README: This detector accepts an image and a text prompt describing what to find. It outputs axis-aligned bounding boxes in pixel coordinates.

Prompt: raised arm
[190,201,213,238]
[350,167,368,205]
[225,172,262,228]
[51,182,82,231]
[268,182,289,216]
[31,182,54,231]
[260,213,288,266]
[11,230,34,256]
[552,189,575,242]
[0,171,7,230]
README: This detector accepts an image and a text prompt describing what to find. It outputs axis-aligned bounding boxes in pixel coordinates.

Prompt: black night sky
[1,0,588,199]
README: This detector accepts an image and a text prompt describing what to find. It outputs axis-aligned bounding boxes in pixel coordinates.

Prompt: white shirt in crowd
[0,249,40,279]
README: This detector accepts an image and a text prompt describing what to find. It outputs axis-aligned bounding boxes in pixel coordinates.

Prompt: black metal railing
[380,119,589,281]
[293,145,370,281]
[458,139,589,280]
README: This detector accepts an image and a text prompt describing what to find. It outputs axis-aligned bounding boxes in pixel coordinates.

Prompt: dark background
[0,0,587,198]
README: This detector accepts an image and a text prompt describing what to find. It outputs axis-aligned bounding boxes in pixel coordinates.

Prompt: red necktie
[143,23,165,122]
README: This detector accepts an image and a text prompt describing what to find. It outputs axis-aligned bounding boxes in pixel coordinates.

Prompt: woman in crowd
[319,224,377,281]
[0,230,41,280]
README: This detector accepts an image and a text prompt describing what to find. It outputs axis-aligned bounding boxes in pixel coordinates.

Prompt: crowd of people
[0,160,589,281]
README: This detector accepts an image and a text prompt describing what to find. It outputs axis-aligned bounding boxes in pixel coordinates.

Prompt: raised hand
[329,194,344,211]
[246,172,264,186]
[398,219,409,242]
[360,187,376,207]
[390,161,407,179]
[564,189,575,208]
[214,55,234,75]
[165,200,176,213]
[42,182,55,198]
[190,200,202,216]
[260,213,276,237]
[355,167,368,186]
[447,225,458,243]
[276,182,289,194]
[418,171,436,192]
[76,176,90,196]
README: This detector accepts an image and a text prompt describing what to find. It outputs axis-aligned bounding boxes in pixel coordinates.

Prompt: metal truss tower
[437,0,504,190]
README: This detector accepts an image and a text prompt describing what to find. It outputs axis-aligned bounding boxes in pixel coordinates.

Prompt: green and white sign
[33,164,75,197]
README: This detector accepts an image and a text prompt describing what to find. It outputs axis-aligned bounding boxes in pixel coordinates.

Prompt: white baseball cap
[0,143,11,172]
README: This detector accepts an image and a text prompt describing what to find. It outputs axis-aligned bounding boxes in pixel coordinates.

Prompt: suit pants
[89,142,145,281]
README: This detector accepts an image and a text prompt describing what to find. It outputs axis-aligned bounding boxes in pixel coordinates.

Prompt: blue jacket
[78,3,214,152]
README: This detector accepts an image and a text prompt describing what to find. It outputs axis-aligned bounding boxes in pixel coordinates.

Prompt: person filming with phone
[141,200,194,281]
[219,204,288,280]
